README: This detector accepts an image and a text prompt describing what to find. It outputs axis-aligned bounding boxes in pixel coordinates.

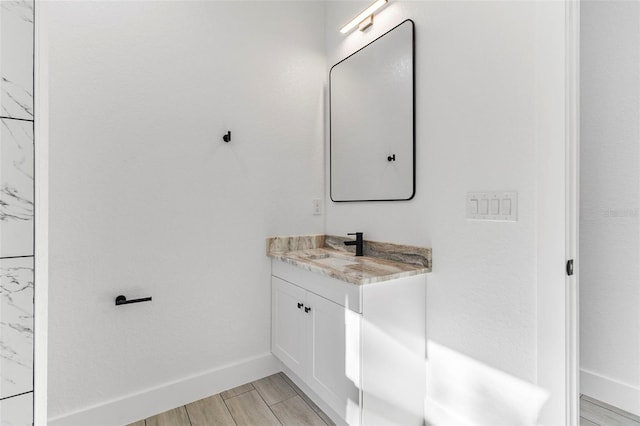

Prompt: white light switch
[479,199,488,215]
[467,191,517,221]
[470,199,478,214]
[491,199,500,215]
[501,199,511,215]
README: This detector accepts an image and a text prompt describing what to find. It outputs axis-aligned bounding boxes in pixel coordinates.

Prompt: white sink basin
[303,252,359,268]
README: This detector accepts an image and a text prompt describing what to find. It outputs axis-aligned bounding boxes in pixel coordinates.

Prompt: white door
[307,291,361,426]
[272,277,307,379]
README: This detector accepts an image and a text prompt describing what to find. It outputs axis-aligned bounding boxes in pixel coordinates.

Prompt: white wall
[45,1,574,424]
[580,0,640,416]
[46,1,325,422]
[325,1,566,424]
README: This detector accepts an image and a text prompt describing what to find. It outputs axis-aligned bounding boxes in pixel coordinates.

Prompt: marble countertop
[267,235,431,285]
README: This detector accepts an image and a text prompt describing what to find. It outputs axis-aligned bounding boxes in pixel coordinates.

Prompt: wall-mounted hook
[223,131,231,143]
[387,154,396,162]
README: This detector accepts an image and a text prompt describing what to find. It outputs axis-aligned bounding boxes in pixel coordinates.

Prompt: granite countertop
[266,235,431,285]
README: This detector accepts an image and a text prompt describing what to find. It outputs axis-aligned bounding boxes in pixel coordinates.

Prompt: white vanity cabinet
[271,260,426,426]
[272,276,308,378]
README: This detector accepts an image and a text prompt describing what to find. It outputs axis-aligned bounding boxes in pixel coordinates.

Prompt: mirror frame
[329,19,415,202]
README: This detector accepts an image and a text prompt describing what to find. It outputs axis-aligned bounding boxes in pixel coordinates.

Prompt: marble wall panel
[0,118,33,258]
[0,391,33,425]
[0,256,33,399]
[0,0,34,120]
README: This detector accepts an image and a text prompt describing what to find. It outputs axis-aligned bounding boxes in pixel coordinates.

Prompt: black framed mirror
[330,19,415,202]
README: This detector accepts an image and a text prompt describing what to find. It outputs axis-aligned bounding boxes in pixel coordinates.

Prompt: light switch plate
[467,191,518,221]
[312,199,322,216]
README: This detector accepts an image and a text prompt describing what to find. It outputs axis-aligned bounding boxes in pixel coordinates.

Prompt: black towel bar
[115,295,152,306]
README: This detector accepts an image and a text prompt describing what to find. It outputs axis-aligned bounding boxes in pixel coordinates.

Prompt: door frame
[565,0,581,424]
[535,0,580,424]
[565,0,580,423]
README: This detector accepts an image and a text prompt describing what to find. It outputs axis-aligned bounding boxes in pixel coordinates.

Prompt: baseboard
[49,352,282,426]
[581,368,640,417]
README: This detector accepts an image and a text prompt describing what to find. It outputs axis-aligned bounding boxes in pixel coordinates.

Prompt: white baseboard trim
[581,368,640,417]
[49,352,282,426]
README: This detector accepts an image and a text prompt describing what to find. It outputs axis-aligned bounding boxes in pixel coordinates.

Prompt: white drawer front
[272,260,362,314]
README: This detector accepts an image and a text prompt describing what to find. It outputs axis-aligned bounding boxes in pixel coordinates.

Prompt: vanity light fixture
[339,0,388,34]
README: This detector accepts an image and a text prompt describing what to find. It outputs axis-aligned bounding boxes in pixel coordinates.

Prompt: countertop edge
[269,253,430,286]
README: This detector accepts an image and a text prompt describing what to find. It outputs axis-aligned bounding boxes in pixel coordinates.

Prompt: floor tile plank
[224,389,281,426]
[146,406,191,426]
[186,394,235,426]
[581,417,600,426]
[582,395,640,423]
[253,373,297,406]
[279,373,335,426]
[221,383,254,400]
[271,395,327,426]
[581,398,640,426]
[280,373,320,412]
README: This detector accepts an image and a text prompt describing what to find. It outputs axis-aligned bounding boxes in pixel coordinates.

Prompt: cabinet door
[307,292,361,426]
[272,277,307,379]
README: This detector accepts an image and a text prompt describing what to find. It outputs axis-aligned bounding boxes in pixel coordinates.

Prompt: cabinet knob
[297,302,303,309]
[304,306,311,313]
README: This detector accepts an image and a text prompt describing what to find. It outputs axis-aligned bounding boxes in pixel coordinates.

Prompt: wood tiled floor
[127,384,640,426]
[581,395,640,426]
[127,373,335,426]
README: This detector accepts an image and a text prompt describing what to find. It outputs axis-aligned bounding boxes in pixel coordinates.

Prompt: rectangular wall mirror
[330,19,415,202]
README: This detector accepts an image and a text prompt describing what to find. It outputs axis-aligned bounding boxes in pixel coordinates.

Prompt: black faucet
[344,232,364,256]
